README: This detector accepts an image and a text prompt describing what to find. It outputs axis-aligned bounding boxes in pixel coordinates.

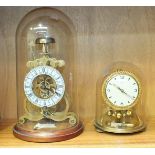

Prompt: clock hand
[110,83,134,100]
[121,90,135,100]
[110,83,122,92]
[44,76,47,87]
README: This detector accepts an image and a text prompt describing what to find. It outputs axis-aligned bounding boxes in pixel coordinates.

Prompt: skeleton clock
[94,62,146,133]
[13,7,83,142]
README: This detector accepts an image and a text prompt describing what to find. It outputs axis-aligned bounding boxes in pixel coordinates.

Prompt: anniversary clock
[13,7,83,142]
[94,62,146,133]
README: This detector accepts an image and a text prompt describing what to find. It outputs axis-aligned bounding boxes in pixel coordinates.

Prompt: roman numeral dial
[24,66,65,107]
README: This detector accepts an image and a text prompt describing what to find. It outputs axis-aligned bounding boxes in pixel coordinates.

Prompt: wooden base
[13,121,83,142]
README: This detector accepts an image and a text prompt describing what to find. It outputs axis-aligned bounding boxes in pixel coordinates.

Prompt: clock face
[103,71,140,109]
[24,66,65,107]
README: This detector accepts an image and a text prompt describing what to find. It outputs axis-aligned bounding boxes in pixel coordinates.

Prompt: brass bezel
[102,70,141,110]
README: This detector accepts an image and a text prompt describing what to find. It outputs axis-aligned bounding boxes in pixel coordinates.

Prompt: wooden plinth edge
[13,121,83,143]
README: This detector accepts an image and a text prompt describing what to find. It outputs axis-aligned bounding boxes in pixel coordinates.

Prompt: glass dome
[95,62,146,133]
[13,7,83,142]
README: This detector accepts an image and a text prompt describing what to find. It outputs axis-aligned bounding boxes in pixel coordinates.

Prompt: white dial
[104,72,140,109]
[24,66,65,107]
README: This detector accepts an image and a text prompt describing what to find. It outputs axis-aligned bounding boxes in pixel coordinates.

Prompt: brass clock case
[95,62,146,134]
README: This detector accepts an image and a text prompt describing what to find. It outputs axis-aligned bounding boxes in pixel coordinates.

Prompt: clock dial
[103,71,140,109]
[24,66,65,107]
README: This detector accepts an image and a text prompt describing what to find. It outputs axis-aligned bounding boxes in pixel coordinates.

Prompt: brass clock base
[13,121,83,142]
[94,122,146,134]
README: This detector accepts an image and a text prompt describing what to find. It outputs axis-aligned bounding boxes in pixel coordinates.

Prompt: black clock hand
[121,90,135,100]
[110,83,122,92]
[111,83,134,100]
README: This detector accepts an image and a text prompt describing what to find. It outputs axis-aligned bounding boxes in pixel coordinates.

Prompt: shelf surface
[0,118,155,148]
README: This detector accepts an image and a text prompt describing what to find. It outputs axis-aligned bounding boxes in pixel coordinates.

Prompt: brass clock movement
[13,7,83,142]
[95,62,146,133]
[21,38,74,125]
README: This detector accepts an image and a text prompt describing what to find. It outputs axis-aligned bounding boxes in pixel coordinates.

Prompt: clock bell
[94,62,146,133]
[13,7,83,142]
